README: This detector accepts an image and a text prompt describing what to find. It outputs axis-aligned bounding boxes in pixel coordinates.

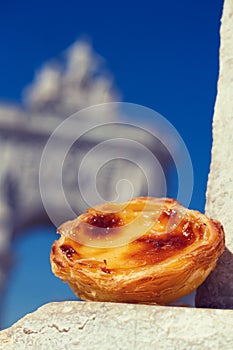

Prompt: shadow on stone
[195,247,233,309]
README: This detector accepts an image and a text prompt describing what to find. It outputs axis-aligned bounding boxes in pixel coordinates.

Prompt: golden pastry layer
[50,197,225,304]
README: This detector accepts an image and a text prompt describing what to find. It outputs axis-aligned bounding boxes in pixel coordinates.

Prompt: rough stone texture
[196,0,233,308]
[0,301,233,350]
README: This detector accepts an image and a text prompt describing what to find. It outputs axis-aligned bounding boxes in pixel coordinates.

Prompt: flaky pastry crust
[50,197,225,304]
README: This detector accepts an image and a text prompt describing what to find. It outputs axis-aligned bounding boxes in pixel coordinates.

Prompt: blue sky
[1,0,224,327]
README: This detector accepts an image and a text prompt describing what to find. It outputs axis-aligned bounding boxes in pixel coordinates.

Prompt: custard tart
[50,197,225,304]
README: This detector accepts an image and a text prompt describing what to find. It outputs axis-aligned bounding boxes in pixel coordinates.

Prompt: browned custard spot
[82,211,124,238]
[60,244,77,260]
[100,266,112,274]
[158,208,178,222]
[86,212,123,228]
[126,220,200,265]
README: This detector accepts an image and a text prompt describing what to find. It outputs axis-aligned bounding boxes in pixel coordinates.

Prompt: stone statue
[0,41,171,320]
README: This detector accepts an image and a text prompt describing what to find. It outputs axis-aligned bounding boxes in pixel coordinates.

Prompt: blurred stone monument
[0,41,172,314]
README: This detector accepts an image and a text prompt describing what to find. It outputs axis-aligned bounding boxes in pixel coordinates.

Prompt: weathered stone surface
[196,0,233,308]
[1,301,233,350]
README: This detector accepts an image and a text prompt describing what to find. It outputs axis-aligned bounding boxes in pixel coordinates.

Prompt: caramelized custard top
[57,197,209,270]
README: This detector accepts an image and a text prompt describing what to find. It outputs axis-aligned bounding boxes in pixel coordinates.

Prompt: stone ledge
[0,301,233,350]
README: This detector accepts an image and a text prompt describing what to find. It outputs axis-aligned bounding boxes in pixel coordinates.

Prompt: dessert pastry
[50,197,225,304]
